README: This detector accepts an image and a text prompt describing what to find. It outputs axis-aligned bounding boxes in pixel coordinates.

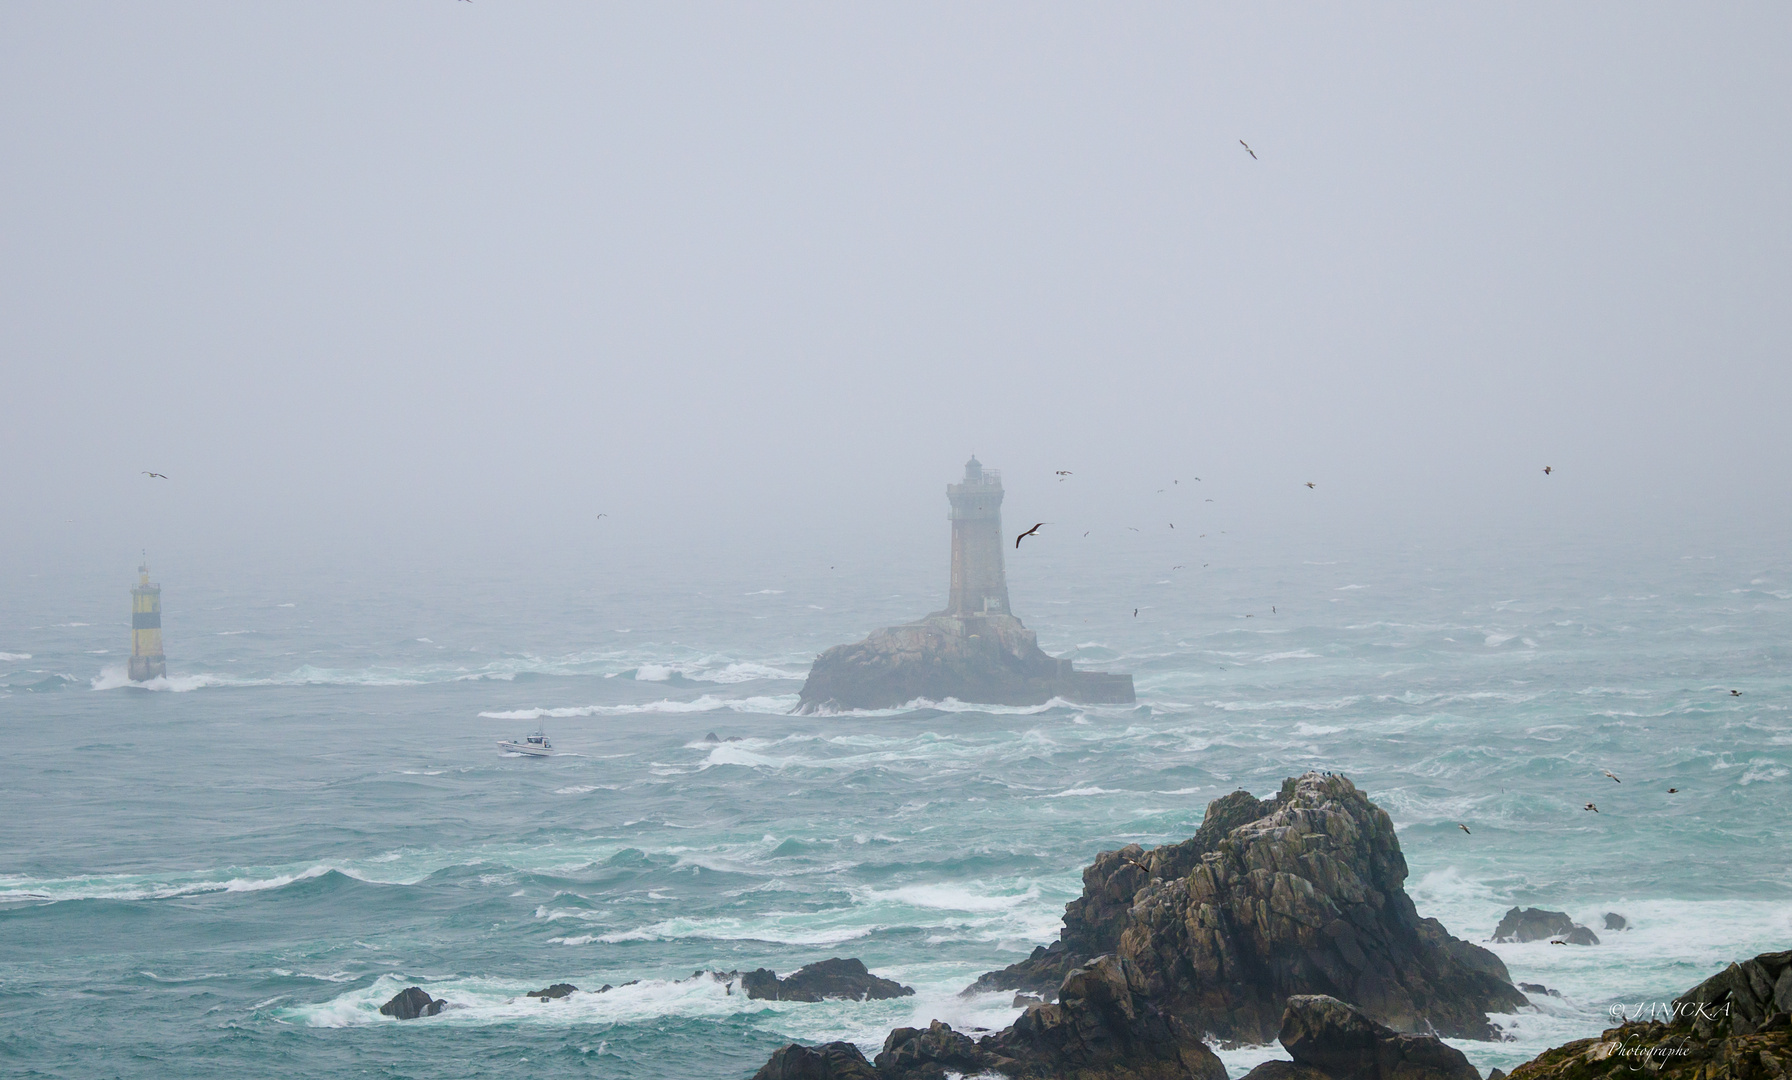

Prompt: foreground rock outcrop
[797,613,1134,712]
[1504,948,1791,1080]
[1240,995,1481,1080]
[1491,908,1598,946]
[750,772,1526,1080]
[743,959,915,1002]
[379,986,445,1019]
[972,772,1525,1044]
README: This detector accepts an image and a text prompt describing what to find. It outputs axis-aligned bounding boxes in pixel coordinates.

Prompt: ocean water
[3,533,1789,1079]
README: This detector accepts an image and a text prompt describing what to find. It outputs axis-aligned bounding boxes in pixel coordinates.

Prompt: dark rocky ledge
[969,772,1525,1045]
[1240,994,1482,1080]
[1503,948,1791,1080]
[796,613,1133,713]
[742,958,915,1002]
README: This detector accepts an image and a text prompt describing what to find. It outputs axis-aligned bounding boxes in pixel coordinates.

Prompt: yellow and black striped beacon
[129,557,166,682]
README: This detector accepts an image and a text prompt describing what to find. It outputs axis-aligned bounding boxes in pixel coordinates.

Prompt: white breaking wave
[0,651,31,662]
[481,695,800,721]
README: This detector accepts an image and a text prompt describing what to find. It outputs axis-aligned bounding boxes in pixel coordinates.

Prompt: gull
[1173,565,1185,570]
[1603,770,1621,783]
[1667,788,1679,794]
[1239,140,1257,160]
[596,513,608,519]
[1055,471,1073,476]
[1730,690,1741,696]
[1584,803,1599,813]
[1015,522,1046,548]
[1083,531,1090,537]
[1458,824,1471,835]
[1305,482,1316,489]
[1133,609,1138,617]
[142,471,169,479]
[1127,527,1140,532]
[1120,856,1151,874]
[1543,466,1553,475]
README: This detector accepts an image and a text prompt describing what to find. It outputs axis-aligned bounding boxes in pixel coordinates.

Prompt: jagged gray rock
[796,614,1133,712]
[970,772,1525,1044]
[742,959,914,1002]
[876,954,1228,1080]
[1240,995,1482,1080]
[378,986,445,1019]
[1602,913,1629,931]
[1490,908,1598,945]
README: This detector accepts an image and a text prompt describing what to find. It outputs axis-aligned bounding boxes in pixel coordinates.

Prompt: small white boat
[498,729,553,756]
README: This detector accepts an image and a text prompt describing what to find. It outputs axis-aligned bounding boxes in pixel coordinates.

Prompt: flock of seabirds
[139,456,1748,820]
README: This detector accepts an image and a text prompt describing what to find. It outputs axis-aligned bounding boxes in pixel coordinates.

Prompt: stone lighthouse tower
[945,455,1011,617]
[128,561,166,682]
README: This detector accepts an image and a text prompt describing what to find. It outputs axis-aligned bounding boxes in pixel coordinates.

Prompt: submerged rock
[742,958,914,1002]
[1505,948,1792,1080]
[378,986,445,1019]
[972,772,1524,1044]
[1240,995,1481,1080]
[1491,908,1598,945]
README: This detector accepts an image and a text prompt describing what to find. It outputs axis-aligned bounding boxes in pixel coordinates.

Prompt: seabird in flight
[142,471,168,479]
[1239,140,1257,160]
[1603,770,1621,783]
[1015,523,1046,548]
[1584,803,1599,813]
[1458,824,1471,835]
[1543,466,1553,475]
[1305,482,1316,489]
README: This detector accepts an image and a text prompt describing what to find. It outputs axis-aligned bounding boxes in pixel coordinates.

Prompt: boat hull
[497,741,553,756]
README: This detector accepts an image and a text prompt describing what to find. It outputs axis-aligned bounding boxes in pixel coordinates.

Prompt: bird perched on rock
[1584,803,1599,813]
[1458,824,1471,835]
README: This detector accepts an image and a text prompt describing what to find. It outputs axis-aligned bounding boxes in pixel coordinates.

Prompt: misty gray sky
[3,4,1788,580]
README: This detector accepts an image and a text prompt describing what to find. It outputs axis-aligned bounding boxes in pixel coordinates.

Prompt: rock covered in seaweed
[971,772,1525,1044]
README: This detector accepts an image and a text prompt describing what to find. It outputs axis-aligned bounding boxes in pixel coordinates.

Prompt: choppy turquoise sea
[3,533,1789,1078]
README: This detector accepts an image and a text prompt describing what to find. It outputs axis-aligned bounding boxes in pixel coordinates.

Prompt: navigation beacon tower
[945,455,1012,617]
[129,561,166,682]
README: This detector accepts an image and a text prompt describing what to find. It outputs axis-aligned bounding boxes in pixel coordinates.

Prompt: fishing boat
[498,729,553,756]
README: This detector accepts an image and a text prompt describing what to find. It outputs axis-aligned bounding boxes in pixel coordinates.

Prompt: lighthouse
[945,455,1011,617]
[129,561,166,682]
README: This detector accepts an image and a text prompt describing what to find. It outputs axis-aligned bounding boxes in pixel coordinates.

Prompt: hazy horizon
[4,3,1789,583]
